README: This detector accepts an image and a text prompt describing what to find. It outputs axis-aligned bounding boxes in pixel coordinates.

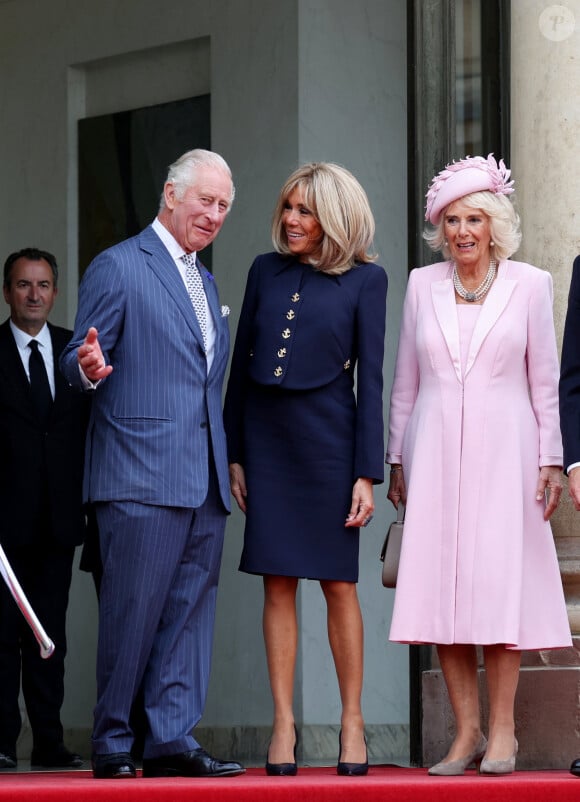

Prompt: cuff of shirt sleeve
[79,362,101,391]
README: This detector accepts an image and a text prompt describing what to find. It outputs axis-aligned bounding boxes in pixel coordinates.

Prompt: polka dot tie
[182,253,207,350]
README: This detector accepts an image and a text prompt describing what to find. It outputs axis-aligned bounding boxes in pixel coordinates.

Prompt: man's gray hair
[159,149,235,211]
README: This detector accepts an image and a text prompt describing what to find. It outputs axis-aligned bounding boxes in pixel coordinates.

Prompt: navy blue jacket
[225,251,388,482]
[560,254,580,471]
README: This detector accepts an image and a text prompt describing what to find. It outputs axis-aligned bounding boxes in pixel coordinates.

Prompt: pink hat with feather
[425,153,515,225]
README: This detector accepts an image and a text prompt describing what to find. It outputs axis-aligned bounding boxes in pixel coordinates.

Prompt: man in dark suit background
[60,149,244,780]
[559,253,580,778]
[0,248,89,770]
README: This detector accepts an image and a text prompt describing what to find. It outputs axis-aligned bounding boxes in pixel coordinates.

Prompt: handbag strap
[380,504,405,562]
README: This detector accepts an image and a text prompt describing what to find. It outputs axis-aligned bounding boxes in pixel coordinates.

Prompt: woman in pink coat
[386,155,571,776]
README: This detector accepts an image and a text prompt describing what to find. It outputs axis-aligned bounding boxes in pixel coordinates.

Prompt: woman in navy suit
[224,163,387,776]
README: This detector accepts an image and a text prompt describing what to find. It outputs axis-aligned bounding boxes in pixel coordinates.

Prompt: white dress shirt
[11,320,55,398]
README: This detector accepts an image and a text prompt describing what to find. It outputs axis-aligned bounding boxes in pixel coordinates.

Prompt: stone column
[511,0,580,627]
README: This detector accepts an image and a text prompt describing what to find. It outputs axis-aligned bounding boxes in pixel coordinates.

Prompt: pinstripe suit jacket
[60,225,231,512]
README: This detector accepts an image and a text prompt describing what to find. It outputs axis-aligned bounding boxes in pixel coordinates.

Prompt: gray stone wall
[0,0,409,763]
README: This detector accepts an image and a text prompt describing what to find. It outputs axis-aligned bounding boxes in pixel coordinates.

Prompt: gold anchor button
[343,359,351,370]
[286,309,295,320]
[277,348,287,358]
[274,366,283,377]
[282,328,291,339]
[291,292,300,302]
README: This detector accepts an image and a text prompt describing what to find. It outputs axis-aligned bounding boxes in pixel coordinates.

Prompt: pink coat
[387,260,571,650]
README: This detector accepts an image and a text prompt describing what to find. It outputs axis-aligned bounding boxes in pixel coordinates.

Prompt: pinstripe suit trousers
[91,463,226,758]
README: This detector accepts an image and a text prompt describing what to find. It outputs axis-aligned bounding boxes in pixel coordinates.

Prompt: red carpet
[0,766,577,802]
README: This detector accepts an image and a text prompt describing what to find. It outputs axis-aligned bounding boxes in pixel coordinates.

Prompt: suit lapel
[199,261,219,327]
[50,325,72,414]
[0,321,34,400]
[0,321,48,423]
[199,260,231,378]
[139,227,206,350]
[464,269,516,377]
[431,274,463,383]
[431,261,517,382]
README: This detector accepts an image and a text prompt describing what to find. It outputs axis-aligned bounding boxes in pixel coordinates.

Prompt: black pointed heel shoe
[337,729,368,776]
[265,725,298,776]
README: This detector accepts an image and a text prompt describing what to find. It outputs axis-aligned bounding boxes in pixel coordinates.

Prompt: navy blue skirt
[239,375,360,582]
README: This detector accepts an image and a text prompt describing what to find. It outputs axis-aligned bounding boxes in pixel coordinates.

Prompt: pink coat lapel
[431,261,517,382]
[431,266,461,382]
[464,268,516,376]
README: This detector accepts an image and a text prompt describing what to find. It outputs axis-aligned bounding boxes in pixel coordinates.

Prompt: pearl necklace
[453,261,497,302]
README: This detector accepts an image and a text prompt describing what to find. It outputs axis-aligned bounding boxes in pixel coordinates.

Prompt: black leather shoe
[0,752,17,770]
[142,748,245,778]
[337,730,369,777]
[266,725,298,776]
[31,743,84,769]
[92,752,136,779]
[570,758,580,777]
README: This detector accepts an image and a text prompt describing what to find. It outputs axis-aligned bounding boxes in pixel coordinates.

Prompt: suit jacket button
[286,310,295,320]
[200,421,208,428]
[274,366,283,377]
[282,328,291,339]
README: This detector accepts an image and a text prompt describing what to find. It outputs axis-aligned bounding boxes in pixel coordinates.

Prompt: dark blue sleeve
[353,263,388,483]
[559,255,580,472]
[223,256,261,464]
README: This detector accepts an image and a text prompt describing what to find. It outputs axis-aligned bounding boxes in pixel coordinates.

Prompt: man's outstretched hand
[78,327,113,381]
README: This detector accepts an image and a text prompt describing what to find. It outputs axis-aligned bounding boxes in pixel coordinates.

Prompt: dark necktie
[28,339,53,424]
[181,253,208,350]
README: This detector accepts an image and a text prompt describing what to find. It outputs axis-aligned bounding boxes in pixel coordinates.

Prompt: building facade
[0,0,578,767]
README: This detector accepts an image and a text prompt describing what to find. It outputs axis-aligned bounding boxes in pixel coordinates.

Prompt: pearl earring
[490,240,495,247]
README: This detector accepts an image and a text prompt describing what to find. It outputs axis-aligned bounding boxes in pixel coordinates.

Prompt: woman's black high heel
[337,729,368,776]
[265,724,298,776]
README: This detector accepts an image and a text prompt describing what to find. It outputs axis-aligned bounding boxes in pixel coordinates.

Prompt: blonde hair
[271,162,377,275]
[423,190,521,262]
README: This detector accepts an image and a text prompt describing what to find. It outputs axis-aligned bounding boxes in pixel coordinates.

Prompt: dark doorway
[78,94,211,276]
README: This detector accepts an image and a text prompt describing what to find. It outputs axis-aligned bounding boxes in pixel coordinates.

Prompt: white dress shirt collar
[152,217,195,264]
[10,320,51,351]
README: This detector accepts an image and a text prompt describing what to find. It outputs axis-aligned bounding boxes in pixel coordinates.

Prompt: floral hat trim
[424,153,515,224]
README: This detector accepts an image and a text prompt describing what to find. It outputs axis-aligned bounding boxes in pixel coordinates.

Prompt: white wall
[0,0,408,758]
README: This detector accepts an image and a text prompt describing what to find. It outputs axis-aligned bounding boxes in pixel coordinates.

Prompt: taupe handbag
[380,505,404,588]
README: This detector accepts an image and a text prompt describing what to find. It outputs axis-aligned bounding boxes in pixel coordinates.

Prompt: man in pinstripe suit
[60,150,244,780]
